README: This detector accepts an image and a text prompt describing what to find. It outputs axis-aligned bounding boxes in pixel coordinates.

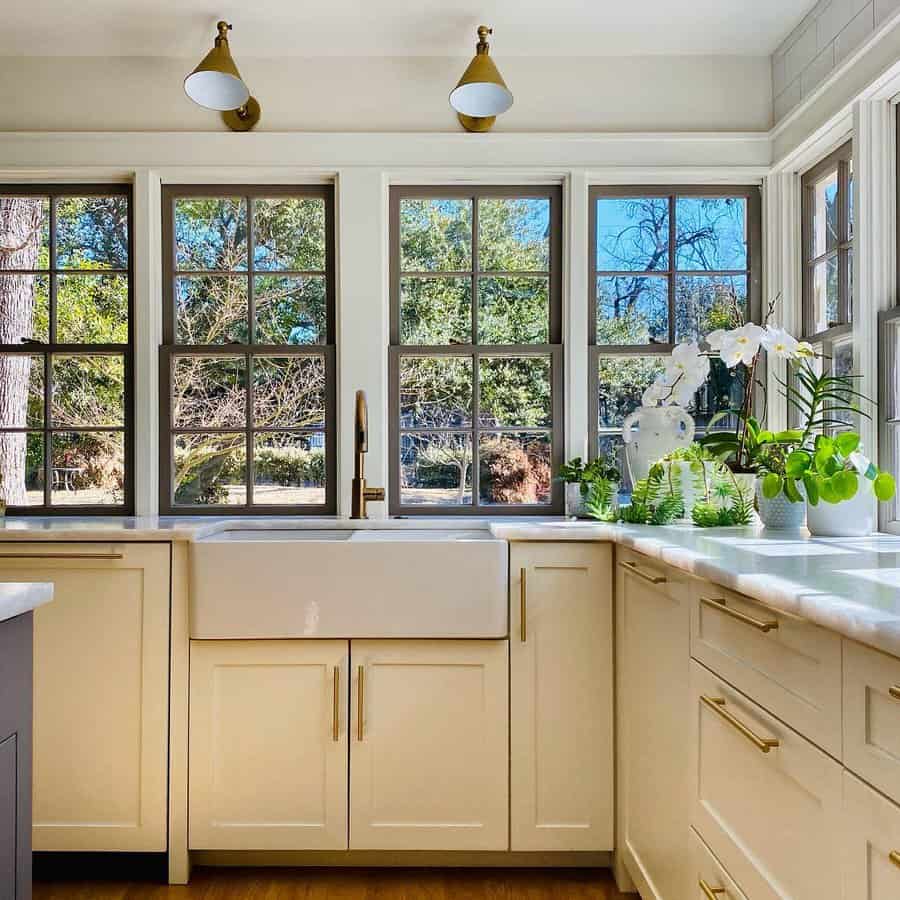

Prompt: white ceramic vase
[806,477,877,537]
[756,478,806,530]
[622,404,695,485]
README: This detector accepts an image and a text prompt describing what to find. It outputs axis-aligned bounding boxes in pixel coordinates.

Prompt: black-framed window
[801,142,853,373]
[160,186,336,514]
[0,186,133,513]
[588,186,761,486]
[388,186,564,515]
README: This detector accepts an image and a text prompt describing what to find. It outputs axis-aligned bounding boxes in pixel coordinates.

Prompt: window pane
[812,171,839,257]
[51,431,123,506]
[0,432,43,506]
[478,276,549,344]
[400,356,472,428]
[479,356,551,428]
[478,198,550,271]
[56,196,128,270]
[252,356,326,428]
[597,275,668,344]
[400,199,472,272]
[598,434,629,492]
[597,356,665,429]
[400,277,471,345]
[57,274,128,343]
[479,432,551,505]
[675,197,747,270]
[833,339,853,377]
[176,275,248,345]
[675,274,747,343]
[175,197,247,271]
[846,248,854,313]
[848,160,854,240]
[0,197,49,270]
[252,197,326,271]
[51,355,124,428]
[173,432,245,505]
[172,355,245,429]
[812,256,839,333]
[596,197,669,272]
[0,355,43,427]
[400,432,472,505]
[691,358,744,430]
[254,275,326,345]
[0,274,49,343]
[253,432,325,506]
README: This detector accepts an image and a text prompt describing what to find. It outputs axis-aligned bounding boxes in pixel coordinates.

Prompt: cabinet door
[0,734,16,900]
[189,639,348,850]
[843,771,900,900]
[350,639,508,851]
[616,549,691,900]
[7,544,170,852]
[509,542,613,851]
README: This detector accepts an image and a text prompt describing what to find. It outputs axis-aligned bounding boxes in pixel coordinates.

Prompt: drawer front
[690,660,843,900]
[844,639,900,804]
[843,771,900,900]
[691,585,842,756]
[691,828,748,900]
[617,547,690,605]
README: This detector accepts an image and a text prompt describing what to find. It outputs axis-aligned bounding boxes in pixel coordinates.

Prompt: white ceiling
[2,0,817,57]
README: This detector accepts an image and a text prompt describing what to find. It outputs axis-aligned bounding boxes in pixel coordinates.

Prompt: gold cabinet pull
[889,686,900,701]
[0,552,124,560]
[701,596,778,633]
[520,567,527,643]
[619,560,667,584]
[701,695,780,754]
[332,665,340,742]
[357,665,365,742]
[890,850,900,869]
[699,879,726,899]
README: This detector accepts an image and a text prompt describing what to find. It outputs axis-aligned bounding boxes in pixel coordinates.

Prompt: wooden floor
[34,866,631,899]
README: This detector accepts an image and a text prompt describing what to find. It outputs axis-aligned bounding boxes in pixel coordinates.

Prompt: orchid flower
[761,325,800,360]
[719,323,765,368]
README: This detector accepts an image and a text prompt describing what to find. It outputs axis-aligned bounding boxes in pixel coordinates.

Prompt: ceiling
[3,0,817,57]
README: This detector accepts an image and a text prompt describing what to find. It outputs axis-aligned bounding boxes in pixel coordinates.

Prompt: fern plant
[582,478,618,522]
[616,466,684,525]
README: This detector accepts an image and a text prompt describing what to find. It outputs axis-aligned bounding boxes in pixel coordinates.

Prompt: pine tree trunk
[0,198,43,505]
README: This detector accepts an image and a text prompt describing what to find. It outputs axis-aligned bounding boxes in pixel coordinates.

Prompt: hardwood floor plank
[34,867,631,900]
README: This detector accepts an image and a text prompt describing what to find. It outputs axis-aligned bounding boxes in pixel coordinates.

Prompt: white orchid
[719,323,765,368]
[642,340,710,409]
[641,380,667,407]
[761,325,800,360]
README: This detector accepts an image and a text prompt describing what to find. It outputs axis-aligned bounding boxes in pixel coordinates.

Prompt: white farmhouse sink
[190,524,508,639]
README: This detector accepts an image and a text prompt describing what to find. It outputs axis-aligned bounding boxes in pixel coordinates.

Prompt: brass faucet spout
[351,390,384,519]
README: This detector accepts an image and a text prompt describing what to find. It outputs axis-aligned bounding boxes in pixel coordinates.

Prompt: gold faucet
[351,390,385,519]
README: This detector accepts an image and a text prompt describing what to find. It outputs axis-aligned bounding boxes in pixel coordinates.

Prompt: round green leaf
[785,450,811,478]
[835,432,860,457]
[834,470,859,500]
[820,478,840,504]
[784,477,803,503]
[802,473,819,506]
[874,472,897,502]
[815,435,835,455]
[761,473,783,499]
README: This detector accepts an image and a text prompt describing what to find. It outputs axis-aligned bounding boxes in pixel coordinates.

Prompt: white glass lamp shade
[449,49,513,117]
[184,69,249,111]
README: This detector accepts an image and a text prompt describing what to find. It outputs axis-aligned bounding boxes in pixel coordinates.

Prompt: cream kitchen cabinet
[0,543,170,852]
[509,542,613,851]
[615,549,692,900]
[843,770,900,899]
[189,639,349,851]
[349,639,508,851]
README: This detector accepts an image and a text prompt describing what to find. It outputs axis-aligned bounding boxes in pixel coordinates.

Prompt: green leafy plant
[616,467,684,525]
[558,454,620,496]
[583,478,618,522]
[764,433,896,506]
[699,413,802,474]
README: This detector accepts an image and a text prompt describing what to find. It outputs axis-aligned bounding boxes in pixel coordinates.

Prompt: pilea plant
[558,454,620,498]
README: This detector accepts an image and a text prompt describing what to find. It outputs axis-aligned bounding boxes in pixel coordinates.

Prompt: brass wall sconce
[184,21,261,132]
[449,25,513,133]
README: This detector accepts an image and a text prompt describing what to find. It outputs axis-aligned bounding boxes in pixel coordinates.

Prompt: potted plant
[558,454,620,519]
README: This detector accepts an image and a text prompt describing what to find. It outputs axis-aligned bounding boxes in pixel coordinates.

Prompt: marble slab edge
[0,582,53,624]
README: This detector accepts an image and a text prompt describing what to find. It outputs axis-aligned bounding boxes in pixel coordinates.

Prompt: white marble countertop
[0,581,53,624]
[5,515,900,657]
[493,520,900,658]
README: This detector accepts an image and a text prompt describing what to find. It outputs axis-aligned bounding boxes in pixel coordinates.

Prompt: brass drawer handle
[889,685,900,701]
[520,567,527,643]
[332,665,340,742]
[0,552,123,560]
[701,596,778,633]
[357,665,365,742]
[701,695,780,753]
[619,560,667,585]
[891,850,900,869]
[699,879,726,899]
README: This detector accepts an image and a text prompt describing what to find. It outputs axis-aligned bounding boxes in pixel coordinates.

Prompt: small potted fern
[558,454,620,519]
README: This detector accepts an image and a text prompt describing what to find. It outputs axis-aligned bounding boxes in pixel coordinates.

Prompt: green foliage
[558,454,620,493]
[616,467,684,525]
[698,412,802,472]
[583,478,618,522]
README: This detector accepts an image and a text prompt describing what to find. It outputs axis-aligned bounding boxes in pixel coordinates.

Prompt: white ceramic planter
[806,477,877,537]
[756,478,806,530]
[622,405,695,484]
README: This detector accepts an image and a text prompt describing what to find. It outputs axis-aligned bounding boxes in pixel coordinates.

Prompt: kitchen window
[160,186,336,514]
[589,186,761,486]
[388,186,564,515]
[0,185,133,513]
[801,142,853,375]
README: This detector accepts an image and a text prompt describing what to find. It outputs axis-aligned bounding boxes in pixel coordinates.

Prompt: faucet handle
[364,486,385,502]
